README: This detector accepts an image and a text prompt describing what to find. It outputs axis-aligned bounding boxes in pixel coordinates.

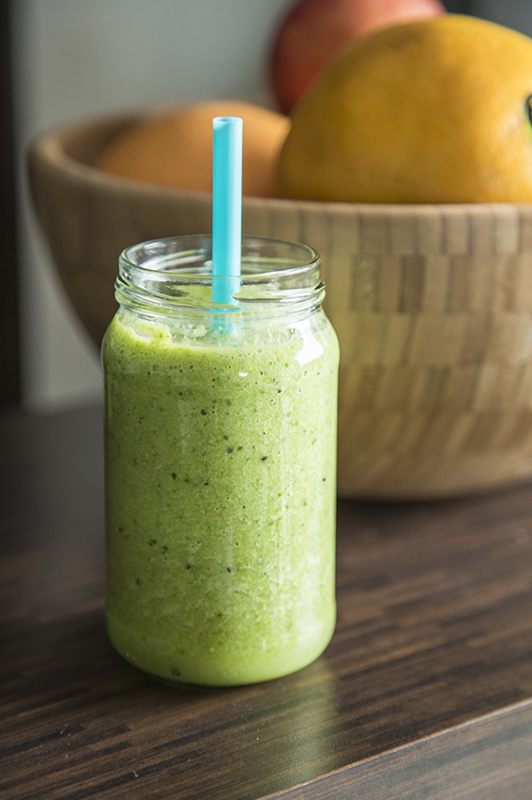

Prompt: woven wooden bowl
[28,112,532,499]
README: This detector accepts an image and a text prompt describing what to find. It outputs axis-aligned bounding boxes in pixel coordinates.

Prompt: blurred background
[3,0,532,412]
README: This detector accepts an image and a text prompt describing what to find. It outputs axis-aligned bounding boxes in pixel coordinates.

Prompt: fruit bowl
[28,110,532,500]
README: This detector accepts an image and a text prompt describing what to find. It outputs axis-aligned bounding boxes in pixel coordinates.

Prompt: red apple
[269,0,446,114]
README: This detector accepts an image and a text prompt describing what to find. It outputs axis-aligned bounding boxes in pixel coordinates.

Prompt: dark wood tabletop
[1,405,532,799]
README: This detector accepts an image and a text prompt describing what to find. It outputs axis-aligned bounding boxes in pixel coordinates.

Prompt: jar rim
[115,234,325,319]
[119,234,320,282]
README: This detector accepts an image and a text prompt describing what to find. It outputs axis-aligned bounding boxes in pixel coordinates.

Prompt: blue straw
[212,116,243,306]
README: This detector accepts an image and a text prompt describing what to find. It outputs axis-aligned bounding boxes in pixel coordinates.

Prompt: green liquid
[103,310,339,686]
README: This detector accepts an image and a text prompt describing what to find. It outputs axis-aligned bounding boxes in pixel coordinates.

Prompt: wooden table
[2,406,532,799]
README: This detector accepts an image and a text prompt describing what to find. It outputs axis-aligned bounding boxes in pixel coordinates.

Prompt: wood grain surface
[1,406,532,799]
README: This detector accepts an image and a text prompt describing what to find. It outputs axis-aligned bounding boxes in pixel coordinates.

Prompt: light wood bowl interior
[27,111,532,500]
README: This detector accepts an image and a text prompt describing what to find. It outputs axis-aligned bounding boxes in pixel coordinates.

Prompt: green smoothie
[103,238,339,687]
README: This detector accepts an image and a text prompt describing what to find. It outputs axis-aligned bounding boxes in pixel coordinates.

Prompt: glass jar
[102,235,339,686]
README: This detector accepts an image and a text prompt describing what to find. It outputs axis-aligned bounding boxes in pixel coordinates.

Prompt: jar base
[106,610,336,688]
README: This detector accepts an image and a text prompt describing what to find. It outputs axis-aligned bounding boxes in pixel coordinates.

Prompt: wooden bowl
[28,111,532,499]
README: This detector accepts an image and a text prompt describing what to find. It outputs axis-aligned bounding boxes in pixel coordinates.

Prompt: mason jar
[102,234,339,686]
